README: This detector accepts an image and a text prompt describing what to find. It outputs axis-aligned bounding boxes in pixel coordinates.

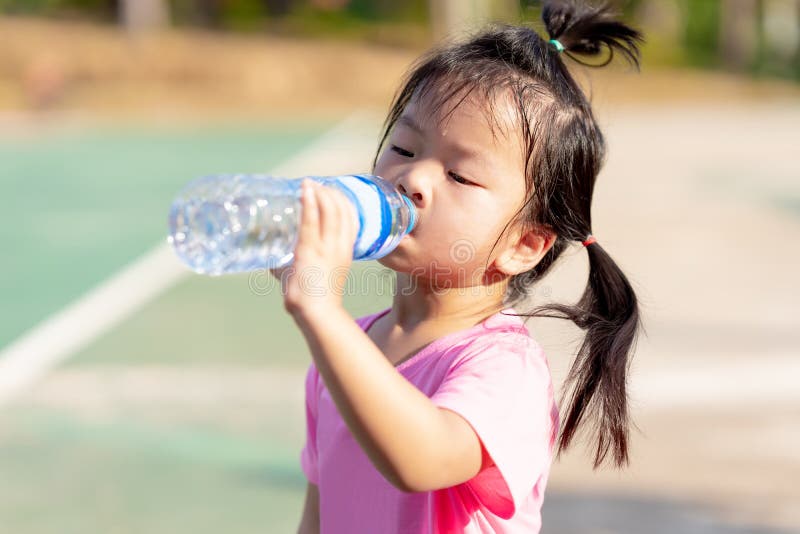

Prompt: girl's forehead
[405,87,521,143]
[400,87,528,181]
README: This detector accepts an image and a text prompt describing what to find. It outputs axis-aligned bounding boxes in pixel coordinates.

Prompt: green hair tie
[549,39,566,53]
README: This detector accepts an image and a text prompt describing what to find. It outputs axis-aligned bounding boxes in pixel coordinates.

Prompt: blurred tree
[0,0,116,19]
[262,0,291,17]
[429,0,518,39]
[2,0,795,79]
[349,0,392,19]
[794,0,800,77]
[219,0,265,30]
[191,0,223,27]
[310,0,348,8]
[759,0,800,78]
[719,0,759,70]
[120,0,169,31]
[679,0,721,67]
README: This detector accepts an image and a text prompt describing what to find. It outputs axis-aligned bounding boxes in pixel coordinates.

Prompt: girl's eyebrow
[397,115,424,135]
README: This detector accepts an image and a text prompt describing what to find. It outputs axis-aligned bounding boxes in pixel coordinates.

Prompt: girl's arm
[274,181,484,492]
[294,303,485,492]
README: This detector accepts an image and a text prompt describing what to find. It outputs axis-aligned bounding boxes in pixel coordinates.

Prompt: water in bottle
[167,174,417,275]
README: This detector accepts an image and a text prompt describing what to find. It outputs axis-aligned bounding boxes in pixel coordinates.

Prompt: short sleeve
[299,362,320,485]
[430,335,555,520]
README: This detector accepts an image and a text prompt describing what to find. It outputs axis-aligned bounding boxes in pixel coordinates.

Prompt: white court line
[0,111,381,406]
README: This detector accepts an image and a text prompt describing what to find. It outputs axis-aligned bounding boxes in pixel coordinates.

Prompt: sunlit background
[1,1,798,533]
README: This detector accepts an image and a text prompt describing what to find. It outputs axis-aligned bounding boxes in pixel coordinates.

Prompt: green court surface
[0,119,397,533]
[0,266,394,533]
[0,120,333,348]
[0,405,307,533]
[67,262,394,367]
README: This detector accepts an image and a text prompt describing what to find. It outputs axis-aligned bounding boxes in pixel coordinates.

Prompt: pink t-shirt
[300,306,560,534]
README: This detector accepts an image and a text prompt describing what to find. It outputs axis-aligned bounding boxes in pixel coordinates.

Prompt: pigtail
[543,0,643,68]
[532,240,641,468]
[527,0,644,469]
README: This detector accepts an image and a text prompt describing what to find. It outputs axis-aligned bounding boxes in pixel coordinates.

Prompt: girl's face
[374,89,530,288]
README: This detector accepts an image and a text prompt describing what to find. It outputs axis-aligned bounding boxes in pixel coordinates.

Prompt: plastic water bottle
[167,174,417,275]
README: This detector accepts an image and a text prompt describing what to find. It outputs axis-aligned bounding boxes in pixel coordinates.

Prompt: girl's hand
[270,179,359,318]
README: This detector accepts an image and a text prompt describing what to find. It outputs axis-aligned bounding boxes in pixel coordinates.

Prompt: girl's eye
[448,171,473,186]
[390,145,414,158]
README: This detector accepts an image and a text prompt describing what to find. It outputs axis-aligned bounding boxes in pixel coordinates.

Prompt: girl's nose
[396,170,427,207]
[397,183,422,202]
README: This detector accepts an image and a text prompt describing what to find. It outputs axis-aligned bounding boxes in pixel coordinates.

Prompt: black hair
[372,0,645,468]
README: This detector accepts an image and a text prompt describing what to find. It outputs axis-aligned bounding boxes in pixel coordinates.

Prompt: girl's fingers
[312,183,331,239]
[299,179,319,243]
[307,182,356,248]
[317,184,345,241]
[333,190,351,239]
[333,188,357,244]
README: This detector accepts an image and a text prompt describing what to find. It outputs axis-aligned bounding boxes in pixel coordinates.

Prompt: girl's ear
[494,225,556,276]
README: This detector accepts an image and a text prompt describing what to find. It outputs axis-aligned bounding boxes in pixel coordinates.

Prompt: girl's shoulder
[439,309,546,367]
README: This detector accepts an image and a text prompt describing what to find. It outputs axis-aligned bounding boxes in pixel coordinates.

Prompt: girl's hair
[372,0,644,468]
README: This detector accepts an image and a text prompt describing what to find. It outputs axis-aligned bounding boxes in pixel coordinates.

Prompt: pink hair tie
[582,235,597,247]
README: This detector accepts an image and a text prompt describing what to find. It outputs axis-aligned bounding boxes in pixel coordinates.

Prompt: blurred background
[0,1,798,533]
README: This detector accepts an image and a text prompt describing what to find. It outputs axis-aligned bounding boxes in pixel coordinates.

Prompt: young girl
[274,1,643,532]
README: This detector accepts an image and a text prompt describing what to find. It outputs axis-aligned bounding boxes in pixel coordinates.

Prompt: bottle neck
[401,195,417,233]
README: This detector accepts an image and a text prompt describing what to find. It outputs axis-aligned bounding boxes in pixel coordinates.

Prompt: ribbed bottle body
[168,174,416,275]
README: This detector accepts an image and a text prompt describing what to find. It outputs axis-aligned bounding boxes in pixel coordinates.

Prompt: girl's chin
[377,253,399,269]
[377,247,411,271]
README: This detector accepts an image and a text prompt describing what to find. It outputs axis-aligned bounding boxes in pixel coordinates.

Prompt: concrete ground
[530,101,800,533]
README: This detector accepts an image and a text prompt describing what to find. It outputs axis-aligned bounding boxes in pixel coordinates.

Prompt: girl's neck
[389,272,509,332]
